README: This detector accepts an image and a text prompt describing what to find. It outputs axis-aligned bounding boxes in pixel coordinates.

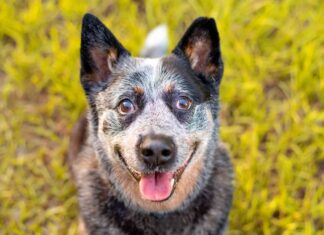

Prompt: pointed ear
[80,13,130,94]
[172,17,223,82]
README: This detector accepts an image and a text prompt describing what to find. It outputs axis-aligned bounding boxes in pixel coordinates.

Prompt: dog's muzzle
[115,140,199,202]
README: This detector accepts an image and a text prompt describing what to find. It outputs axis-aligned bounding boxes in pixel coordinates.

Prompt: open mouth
[115,142,199,202]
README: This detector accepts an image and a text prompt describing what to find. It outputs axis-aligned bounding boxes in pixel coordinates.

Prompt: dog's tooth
[170,178,175,188]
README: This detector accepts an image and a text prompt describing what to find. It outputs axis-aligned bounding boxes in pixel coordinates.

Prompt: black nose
[138,134,175,168]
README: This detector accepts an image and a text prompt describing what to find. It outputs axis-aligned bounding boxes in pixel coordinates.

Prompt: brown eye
[175,97,192,110]
[118,99,135,114]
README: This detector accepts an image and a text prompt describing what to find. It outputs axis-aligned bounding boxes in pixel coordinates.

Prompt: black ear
[80,13,130,94]
[172,17,223,82]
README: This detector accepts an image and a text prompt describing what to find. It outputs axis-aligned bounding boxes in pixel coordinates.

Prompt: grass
[0,0,323,234]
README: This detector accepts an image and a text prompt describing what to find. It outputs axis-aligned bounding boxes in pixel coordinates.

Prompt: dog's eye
[118,99,135,114]
[175,97,192,110]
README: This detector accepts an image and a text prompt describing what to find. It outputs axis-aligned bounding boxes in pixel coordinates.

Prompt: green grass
[0,0,323,234]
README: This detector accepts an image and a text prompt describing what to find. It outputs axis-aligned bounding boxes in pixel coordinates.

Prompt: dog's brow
[164,82,175,93]
[134,86,144,96]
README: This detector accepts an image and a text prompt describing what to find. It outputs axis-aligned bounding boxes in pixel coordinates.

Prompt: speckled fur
[69,13,233,235]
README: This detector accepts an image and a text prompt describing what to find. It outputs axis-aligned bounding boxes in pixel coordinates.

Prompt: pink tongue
[139,172,174,201]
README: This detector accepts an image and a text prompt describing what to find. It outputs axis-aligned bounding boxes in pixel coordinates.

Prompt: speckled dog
[69,13,233,235]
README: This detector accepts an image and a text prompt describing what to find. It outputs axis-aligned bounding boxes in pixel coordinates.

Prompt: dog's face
[80,14,223,212]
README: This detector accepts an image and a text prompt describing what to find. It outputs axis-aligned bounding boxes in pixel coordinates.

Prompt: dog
[68,13,233,235]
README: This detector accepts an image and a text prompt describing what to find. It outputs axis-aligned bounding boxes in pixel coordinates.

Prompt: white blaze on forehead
[134,57,164,99]
[135,57,186,98]
[136,57,161,77]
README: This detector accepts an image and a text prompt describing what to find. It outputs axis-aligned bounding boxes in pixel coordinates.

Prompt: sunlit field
[0,0,323,234]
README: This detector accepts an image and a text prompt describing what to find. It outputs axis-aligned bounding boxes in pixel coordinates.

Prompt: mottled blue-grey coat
[68,13,233,235]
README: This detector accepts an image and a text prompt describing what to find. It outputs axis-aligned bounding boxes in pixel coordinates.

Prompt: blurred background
[0,0,323,234]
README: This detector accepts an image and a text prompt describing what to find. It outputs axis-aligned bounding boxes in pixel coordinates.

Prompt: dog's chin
[116,143,199,203]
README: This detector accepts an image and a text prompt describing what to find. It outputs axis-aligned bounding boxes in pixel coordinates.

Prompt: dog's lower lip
[172,142,199,181]
[115,147,141,181]
[116,142,199,200]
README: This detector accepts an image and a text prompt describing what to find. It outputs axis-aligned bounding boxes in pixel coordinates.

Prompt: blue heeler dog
[68,13,233,235]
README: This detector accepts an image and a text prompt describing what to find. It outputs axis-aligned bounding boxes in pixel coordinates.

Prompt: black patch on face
[116,92,145,128]
[102,89,145,136]
[162,55,211,98]
[161,55,212,123]
[101,65,158,135]
[162,90,196,123]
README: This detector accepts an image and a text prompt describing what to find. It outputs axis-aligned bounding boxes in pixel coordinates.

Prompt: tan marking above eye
[133,86,144,96]
[164,82,175,93]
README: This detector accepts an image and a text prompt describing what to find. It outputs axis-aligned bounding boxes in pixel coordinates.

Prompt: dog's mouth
[115,142,199,202]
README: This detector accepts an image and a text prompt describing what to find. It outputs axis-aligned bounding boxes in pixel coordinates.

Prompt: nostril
[161,149,171,157]
[142,148,154,157]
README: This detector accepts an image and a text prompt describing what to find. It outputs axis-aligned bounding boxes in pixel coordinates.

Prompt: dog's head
[80,14,224,212]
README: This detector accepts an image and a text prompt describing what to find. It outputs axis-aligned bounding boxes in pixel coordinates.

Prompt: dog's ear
[80,13,130,94]
[172,17,223,82]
